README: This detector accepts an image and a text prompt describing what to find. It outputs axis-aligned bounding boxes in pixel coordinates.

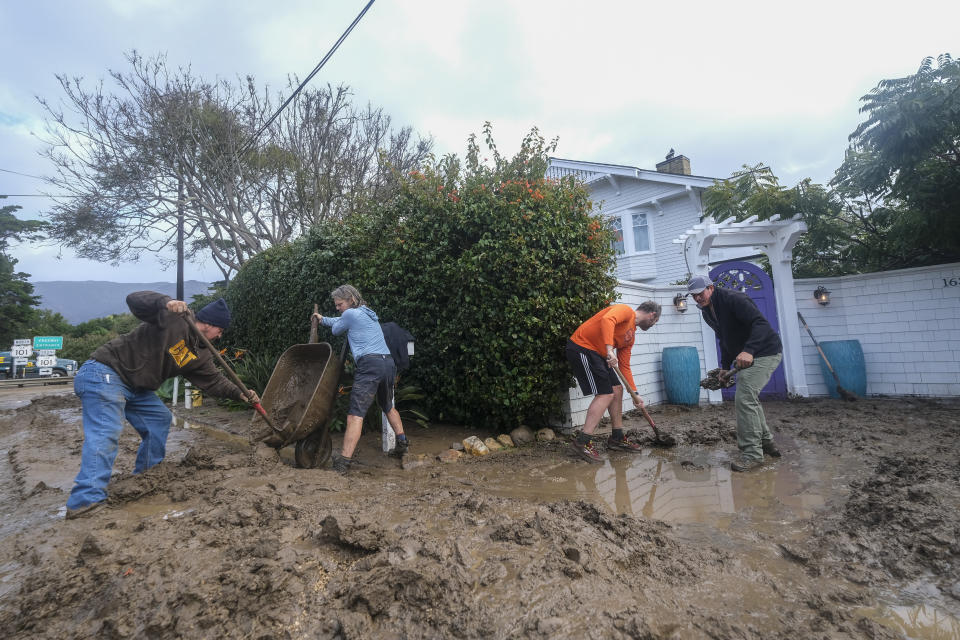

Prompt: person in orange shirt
[566,301,661,463]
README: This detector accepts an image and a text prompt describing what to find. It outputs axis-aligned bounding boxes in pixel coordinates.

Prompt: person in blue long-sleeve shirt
[313,284,407,473]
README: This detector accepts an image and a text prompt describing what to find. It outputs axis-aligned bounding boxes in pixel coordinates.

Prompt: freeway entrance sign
[33,336,63,350]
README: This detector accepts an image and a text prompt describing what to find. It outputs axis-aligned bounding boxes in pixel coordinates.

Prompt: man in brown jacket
[65,291,259,518]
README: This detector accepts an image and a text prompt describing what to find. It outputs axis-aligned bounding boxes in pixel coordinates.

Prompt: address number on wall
[944,278,960,287]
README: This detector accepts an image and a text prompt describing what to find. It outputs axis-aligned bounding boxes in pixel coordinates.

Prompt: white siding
[589,179,703,285]
[794,263,960,397]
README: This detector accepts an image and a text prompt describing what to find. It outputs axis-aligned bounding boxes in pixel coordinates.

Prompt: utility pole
[176,177,184,301]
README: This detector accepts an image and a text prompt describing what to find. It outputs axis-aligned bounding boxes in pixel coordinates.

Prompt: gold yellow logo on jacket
[168,339,197,367]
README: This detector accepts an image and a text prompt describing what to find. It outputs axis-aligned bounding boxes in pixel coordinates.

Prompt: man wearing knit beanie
[65,291,259,520]
[196,298,231,329]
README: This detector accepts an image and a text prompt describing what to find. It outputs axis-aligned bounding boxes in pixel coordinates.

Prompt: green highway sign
[33,336,64,350]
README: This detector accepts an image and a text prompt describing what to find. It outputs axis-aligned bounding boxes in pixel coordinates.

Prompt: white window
[609,217,624,255]
[632,212,650,252]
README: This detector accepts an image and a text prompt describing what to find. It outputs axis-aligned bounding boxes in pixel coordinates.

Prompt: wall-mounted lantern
[673,293,688,313]
[814,286,830,306]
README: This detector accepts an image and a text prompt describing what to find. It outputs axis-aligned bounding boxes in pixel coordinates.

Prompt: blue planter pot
[662,346,701,405]
[819,340,867,399]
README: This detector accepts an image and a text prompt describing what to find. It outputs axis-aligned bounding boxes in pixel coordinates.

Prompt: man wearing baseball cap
[65,292,260,519]
[688,275,783,471]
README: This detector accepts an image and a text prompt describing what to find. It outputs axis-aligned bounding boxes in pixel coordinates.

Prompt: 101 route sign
[10,344,32,359]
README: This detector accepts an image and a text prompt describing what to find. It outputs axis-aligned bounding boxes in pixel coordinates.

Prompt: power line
[0,193,78,198]
[0,168,46,180]
[236,0,376,157]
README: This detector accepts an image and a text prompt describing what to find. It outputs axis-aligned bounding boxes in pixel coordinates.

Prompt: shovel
[611,365,677,447]
[797,312,858,402]
[183,313,278,430]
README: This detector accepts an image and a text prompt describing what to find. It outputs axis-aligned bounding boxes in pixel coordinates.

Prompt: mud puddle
[446,436,856,528]
[858,601,960,639]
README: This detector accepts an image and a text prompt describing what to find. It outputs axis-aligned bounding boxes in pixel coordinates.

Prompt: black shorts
[566,339,621,396]
[348,354,397,417]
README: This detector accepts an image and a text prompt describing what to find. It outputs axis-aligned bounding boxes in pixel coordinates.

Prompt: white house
[550,153,960,428]
[547,153,716,284]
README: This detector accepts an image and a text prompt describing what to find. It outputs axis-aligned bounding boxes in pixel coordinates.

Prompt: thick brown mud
[0,391,958,639]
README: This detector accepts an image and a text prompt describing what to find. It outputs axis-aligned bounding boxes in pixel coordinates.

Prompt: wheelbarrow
[252,305,347,468]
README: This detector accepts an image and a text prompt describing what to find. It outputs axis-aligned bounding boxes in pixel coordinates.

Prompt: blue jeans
[66,360,172,510]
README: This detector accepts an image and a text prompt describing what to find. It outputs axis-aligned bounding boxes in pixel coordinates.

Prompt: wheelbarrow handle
[183,312,277,431]
[309,303,319,344]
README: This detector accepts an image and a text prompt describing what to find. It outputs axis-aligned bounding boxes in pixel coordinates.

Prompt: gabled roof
[547,157,717,189]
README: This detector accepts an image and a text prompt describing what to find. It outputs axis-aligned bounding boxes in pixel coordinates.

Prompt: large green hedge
[223,225,358,359]
[225,126,616,430]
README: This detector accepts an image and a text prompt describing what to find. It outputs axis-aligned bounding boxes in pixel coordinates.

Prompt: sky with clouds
[1,0,957,283]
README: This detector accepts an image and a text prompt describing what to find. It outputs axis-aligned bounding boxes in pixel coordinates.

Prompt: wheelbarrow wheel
[295,428,332,469]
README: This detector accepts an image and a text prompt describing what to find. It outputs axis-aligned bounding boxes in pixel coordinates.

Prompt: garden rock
[484,437,503,452]
[462,436,490,456]
[401,454,431,470]
[535,428,556,442]
[438,449,462,464]
[510,426,535,445]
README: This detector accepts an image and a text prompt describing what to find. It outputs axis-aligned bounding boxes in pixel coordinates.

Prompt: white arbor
[674,215,809,398]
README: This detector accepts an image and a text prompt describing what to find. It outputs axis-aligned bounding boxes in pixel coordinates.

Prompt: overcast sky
[1,0,957,283]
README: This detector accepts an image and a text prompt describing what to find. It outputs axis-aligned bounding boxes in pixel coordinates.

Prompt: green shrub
[224,225,356,358]
[224,125,616,431]
[230,351,276,397]
[363,125,616,429]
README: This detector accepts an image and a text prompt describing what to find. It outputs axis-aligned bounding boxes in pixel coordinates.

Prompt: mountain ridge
[31,280,214,324]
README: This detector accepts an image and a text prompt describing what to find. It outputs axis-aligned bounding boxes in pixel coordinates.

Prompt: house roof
[547,157,717,189]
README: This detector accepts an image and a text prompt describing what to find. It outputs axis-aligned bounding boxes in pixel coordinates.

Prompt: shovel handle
[184,313,276,430]
[610,360,669,439]
[639,405,657,429]
[610,363,645,409]
[797,312,839,377]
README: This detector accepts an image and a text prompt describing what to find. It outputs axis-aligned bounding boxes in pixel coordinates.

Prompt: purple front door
[708,261,786,400]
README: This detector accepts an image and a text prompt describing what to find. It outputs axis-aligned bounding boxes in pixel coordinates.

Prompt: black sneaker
[332,455,352,475]
[569,440,602,464]
[606,436,642,453]
[391,438,409,458]
[762,441,782,457]
[731,459,763,472]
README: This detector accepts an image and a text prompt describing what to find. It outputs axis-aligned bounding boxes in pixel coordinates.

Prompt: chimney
[655,149,691,176]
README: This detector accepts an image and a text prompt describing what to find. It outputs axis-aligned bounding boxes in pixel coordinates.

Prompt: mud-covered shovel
[797,312,858,402]
[183,313,278,430]
[611,365,677,447]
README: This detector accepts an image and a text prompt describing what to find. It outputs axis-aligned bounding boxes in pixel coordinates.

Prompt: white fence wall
[795,263,960,397]
[565,280,711,428]
[564,263,960,427]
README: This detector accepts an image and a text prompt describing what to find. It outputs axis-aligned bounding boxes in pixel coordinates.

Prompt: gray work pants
[734,353,782,461]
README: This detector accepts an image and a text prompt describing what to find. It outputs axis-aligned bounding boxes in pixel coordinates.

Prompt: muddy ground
[0,390,958,639]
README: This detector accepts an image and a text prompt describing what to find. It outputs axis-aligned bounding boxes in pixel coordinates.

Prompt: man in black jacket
[65,292,260,518]
[688,276,783,471]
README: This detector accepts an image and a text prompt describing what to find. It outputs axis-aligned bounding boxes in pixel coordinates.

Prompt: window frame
[631,210,652,253]
[608,216,625,255]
